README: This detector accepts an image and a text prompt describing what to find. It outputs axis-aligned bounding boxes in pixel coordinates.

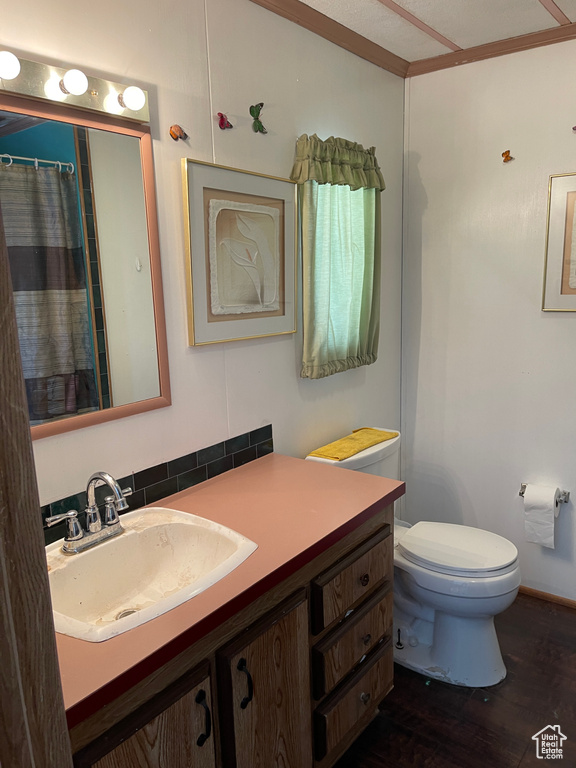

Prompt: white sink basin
[45,507,258,642]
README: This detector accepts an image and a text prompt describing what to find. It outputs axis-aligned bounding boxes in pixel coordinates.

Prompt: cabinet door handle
[361,633,372,646]
[359,573,370,587]
[360,692,371,705]
[195,689,212,747]
[237,657,254,709]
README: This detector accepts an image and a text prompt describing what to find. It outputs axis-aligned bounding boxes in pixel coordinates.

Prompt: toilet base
[393,610,507,687]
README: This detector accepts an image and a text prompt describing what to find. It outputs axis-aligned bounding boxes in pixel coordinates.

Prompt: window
[291,134,385,379]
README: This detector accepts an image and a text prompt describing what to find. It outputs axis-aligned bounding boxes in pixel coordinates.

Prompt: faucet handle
[104,496,121,526]
[45,510,83,542]
[116,486,133,512]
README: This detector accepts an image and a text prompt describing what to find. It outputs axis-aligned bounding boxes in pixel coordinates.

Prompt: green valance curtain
[291,134,386,191]
[290,134,385,380]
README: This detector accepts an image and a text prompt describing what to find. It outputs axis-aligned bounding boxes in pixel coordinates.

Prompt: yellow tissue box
[307,428,399,462]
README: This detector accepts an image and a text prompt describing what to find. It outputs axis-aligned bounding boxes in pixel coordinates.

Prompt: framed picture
[182,159,297,344]
[542,172,576,311]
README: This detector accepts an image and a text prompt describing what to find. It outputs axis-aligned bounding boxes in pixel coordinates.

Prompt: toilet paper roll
[523,484,561,549]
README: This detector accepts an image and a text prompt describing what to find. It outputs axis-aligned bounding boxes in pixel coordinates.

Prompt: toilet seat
[397,521,518,578]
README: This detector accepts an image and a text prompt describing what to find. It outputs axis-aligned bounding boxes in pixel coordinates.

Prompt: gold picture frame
[182,159,297,344]
[542,172,576,311]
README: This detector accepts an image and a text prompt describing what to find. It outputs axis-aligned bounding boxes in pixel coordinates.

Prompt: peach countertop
[58,453,404,727]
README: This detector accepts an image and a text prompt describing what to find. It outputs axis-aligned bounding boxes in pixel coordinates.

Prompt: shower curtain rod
[0,153,75,174]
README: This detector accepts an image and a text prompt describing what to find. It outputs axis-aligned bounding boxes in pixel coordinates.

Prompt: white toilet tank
[305,429,401,479]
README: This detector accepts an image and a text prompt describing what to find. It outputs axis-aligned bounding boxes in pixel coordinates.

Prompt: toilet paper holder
[519,484,570,504]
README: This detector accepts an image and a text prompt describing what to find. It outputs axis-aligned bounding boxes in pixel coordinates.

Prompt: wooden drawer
[311,526,391,634]
[312,584,392,699]
[313,639,393,762]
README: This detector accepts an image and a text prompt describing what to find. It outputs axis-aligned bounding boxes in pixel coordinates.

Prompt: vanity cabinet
[216,590,312,768]
[69,502,397,768]
[73,662,216,768]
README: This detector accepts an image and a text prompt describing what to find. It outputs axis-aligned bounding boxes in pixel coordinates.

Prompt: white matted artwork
[208,199,280,315]
[182,159,296,345]
[542,172,576,311]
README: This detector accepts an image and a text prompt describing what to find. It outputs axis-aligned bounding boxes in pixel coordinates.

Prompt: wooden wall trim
[407,22,576,76]
[375,0,461,52]
[0,208,73,765]
[538,0,571,26]
[519,585,576,612]
[248,0,409,78]
[249,0,576,79]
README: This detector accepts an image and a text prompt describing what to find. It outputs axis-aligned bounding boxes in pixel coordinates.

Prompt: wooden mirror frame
[0,92,171,440]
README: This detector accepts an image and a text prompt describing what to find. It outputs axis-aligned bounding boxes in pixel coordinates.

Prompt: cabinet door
[73,663,216,768]
[217,590,312,768]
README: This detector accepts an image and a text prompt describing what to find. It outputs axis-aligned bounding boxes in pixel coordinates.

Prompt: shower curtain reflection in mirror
[0,163,99,424]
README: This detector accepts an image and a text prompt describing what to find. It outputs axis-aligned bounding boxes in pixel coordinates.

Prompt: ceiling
[249,0,576,77]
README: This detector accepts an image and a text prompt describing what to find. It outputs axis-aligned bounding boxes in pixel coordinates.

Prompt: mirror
[0,92,170,439]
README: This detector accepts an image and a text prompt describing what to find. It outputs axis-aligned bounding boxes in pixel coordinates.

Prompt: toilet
[305,430,521,687]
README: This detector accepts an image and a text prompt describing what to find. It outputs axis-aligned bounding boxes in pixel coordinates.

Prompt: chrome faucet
[85,471,131,531]
[45,471,132,554]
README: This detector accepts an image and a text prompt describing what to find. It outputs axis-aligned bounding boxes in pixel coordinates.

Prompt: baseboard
[519,585,576,611]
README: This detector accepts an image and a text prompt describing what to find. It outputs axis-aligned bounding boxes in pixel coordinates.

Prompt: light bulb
[103,91,124,115]
[44,73,67,102]
[0,51,21,80]
[60,69,88,96]
[118,85,146,112]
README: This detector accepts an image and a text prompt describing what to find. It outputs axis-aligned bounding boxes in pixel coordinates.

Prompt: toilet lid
[397,522,518,576]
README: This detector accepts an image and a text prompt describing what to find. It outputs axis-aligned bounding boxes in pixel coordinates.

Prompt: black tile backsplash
[225,433,250,454]
[167,451,198,477]
[207,454,234,479]
[249,425,273,445]
[233,446,258,467]
[144,476,179,505]
[43,425,273,545]
[197,441,226,466]
[133,462,168,491]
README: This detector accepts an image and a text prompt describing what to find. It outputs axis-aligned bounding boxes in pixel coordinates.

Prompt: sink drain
[115,609,138,620]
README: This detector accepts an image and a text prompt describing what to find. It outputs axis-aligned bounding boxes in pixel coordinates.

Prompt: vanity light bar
[0,51,149,123]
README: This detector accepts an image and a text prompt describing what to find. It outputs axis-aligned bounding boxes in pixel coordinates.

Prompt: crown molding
[249,0,576,79]
[407,21,576,76]
[248,0,409,78]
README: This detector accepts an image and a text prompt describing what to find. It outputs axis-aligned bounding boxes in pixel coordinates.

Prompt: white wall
[2,0,403,504]
[403,41,576,600]
[89,129,159,406]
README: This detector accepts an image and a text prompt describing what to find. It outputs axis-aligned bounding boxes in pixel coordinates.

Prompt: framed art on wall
[182,159,297,344]
[542,171,576,311]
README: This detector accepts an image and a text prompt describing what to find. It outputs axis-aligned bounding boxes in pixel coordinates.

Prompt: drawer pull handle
[359,573,370,587]
[195,689,212,747]
[360,692,371,705]
[361,633,372,646]
[237,657,254,709]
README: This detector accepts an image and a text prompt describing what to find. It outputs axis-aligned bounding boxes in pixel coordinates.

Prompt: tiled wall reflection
[43,425,273,545]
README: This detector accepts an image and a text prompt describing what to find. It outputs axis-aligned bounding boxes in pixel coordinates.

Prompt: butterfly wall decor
[250,102,267,134]
[169,124,188,141]
[218,112,233,130]
[502,150,514,163]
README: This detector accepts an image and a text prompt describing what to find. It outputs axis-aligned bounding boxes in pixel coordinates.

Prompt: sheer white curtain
[291,134,385,380]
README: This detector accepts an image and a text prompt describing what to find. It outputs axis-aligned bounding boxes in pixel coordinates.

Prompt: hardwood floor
[335,593,576,767]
